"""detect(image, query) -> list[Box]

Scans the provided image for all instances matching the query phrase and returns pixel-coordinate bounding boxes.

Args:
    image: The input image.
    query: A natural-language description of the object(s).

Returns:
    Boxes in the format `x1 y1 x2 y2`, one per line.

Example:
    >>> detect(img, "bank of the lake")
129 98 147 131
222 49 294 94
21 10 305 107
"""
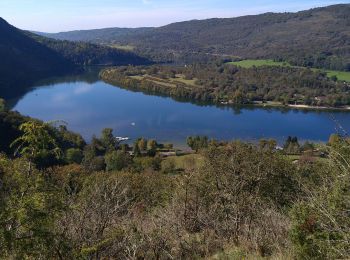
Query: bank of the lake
100 64 350 110
251 101 350 111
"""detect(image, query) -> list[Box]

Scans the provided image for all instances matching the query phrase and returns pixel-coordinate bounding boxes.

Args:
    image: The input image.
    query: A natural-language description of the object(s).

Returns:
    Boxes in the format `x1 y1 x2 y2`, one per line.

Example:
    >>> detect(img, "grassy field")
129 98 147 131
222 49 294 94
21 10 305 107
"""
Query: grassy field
129 75 144 80
130 74 200 88
107 44 135 51
162 154 204 171
286 154 329 163
325 70 350 82
228 59 350 82
228 59 293 68
169 74 199 86
130 75 177 87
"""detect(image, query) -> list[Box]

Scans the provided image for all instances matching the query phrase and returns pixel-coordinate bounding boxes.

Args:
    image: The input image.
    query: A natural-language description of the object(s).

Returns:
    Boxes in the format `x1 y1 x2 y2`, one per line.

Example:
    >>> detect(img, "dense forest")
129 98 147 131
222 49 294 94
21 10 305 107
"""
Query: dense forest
0 18 74 97
37 27 153 43
29 33 151 66
100 62 350 107
42 4 350 71
0 105 349 259
0 17 151 99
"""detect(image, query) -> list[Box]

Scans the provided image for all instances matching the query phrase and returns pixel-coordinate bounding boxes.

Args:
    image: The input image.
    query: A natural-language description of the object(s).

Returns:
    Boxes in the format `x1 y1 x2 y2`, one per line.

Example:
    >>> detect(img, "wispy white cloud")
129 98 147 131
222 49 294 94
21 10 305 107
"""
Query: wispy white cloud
74 84 93 95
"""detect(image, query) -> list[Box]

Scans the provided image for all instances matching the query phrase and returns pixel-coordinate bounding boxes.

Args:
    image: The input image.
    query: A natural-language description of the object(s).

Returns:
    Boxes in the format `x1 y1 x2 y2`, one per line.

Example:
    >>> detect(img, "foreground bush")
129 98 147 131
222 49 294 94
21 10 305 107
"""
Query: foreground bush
290 139 350 259
0 139 349 258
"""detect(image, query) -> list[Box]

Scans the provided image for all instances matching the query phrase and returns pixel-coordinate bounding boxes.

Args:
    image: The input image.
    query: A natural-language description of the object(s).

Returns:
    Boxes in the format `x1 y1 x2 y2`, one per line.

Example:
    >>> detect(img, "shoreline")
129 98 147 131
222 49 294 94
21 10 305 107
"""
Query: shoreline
288 104 350 111
100 71 350 113
251 102 350 112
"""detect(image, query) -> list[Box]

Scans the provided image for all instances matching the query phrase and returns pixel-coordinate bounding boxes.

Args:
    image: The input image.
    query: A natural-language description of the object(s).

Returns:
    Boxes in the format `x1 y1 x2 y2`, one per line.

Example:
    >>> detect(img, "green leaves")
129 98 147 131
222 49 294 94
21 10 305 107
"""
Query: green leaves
10 121 62 163
0 155 59 259
0 98 5 112
290 138 350 259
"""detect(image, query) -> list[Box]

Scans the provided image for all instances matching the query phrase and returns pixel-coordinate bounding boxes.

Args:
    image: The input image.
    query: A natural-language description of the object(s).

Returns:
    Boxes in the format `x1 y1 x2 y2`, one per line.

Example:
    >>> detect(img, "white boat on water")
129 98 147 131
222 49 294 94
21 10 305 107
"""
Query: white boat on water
115 137 130 142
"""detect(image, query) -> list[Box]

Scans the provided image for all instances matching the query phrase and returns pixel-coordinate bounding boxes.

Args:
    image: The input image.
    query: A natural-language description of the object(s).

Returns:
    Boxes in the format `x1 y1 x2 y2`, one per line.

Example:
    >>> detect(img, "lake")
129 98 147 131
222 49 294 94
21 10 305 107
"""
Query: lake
10 69 350 147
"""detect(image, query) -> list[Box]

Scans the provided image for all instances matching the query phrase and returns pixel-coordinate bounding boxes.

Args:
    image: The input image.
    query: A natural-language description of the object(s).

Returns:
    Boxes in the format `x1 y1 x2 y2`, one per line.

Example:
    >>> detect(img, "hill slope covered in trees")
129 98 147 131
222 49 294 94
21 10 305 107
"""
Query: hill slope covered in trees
36 27 153 43
0 18 151 99
40 4 350 70
29 32 151 66
0 18 74 96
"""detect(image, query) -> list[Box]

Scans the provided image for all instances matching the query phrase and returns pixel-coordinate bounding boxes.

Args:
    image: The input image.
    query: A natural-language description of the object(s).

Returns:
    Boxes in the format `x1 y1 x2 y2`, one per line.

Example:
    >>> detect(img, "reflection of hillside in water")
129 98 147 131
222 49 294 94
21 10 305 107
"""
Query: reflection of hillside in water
112 84 324 116
34 67 101 86
6 67 102 109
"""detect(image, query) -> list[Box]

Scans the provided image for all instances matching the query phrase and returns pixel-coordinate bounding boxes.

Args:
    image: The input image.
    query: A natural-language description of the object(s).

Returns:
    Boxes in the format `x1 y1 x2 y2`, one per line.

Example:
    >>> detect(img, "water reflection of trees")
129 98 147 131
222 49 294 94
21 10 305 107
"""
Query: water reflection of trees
6 67 102 109
111 84 347 117
34 67 101 87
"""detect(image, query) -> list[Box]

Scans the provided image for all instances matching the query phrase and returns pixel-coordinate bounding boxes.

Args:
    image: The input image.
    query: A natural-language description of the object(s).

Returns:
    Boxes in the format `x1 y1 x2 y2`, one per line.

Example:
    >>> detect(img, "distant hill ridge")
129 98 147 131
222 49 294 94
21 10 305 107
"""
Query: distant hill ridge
38 4 350 70
36 27 154 43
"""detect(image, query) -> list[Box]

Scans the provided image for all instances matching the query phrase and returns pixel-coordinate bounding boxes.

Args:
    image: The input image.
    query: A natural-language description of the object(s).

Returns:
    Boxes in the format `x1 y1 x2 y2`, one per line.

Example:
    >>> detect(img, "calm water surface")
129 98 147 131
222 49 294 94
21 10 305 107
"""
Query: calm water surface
10 71 350 146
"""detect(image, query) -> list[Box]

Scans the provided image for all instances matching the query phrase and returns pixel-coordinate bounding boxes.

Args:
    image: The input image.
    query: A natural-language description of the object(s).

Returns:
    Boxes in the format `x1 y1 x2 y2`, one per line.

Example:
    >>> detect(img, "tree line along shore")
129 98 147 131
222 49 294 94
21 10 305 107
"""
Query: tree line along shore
100 62 350 110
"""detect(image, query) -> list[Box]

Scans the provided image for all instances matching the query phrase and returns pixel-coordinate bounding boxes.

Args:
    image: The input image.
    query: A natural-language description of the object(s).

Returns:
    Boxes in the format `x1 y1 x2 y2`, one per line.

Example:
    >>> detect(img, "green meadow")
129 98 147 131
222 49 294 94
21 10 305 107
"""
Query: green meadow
325 70 350 82
228 59 293 68
229 59 350 82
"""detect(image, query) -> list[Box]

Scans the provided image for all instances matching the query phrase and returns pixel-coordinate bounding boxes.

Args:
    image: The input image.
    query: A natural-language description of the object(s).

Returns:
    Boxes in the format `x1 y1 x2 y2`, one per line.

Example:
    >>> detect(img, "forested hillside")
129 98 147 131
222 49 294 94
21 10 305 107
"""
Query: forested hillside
41 4 350 70
0 18 74 96
36 27 153 43
29 33 151 66
0 17 151 99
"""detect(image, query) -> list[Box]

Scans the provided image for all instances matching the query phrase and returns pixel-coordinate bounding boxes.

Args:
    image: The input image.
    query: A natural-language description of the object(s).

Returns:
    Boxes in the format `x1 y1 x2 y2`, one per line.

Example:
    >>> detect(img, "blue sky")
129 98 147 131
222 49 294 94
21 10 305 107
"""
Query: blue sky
0 0 346 32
